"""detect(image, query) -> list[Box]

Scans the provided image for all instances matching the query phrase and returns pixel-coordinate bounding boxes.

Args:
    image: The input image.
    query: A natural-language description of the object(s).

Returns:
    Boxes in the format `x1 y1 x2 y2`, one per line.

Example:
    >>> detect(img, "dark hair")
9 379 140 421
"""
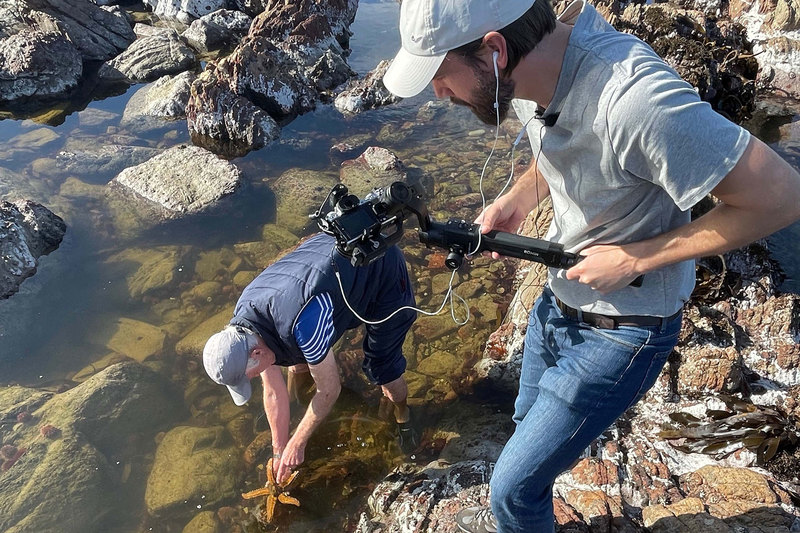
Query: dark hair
452 0 557 72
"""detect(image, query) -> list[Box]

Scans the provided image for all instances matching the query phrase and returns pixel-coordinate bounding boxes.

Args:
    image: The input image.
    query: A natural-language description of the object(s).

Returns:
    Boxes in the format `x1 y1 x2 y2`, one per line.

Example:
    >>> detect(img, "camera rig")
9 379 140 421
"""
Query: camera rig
311 181 642 287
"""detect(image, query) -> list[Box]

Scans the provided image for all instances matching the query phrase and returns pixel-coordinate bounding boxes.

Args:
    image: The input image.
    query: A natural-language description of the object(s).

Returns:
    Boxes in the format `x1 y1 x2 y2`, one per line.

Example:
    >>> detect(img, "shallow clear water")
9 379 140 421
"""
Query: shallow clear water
1 3 799 532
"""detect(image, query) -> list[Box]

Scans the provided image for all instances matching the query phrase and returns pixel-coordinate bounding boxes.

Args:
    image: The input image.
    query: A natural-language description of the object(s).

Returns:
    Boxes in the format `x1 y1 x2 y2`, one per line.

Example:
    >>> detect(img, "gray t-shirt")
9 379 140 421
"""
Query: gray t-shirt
512 0 750 317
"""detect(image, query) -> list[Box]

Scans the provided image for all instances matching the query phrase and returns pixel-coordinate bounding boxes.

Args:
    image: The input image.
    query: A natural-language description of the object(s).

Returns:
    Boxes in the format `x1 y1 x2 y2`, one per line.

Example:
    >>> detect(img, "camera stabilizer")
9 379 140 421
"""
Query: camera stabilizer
311 181 642 287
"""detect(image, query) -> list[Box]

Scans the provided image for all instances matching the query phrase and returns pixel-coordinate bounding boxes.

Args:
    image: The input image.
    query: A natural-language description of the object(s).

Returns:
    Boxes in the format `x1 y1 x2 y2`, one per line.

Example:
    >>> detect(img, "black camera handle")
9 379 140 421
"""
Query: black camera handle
418 218 644 287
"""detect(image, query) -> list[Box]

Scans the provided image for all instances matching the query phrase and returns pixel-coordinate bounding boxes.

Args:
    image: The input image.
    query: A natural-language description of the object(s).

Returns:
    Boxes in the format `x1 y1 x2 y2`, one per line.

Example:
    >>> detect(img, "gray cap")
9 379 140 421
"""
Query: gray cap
203 325 258 406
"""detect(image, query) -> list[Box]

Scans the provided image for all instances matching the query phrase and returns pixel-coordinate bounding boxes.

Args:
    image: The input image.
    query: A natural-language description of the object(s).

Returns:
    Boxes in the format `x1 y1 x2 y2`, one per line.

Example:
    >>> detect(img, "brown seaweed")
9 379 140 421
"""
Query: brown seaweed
659 395 799 465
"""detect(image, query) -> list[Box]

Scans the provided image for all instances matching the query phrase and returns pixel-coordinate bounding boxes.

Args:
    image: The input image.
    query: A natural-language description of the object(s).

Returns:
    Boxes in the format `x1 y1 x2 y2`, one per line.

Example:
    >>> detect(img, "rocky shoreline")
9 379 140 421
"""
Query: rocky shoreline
1 0 799 532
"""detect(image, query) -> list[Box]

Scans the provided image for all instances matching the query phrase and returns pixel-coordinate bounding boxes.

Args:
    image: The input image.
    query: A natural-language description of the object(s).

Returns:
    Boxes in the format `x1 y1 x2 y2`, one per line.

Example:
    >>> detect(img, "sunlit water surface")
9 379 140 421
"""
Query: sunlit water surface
0 3 799 532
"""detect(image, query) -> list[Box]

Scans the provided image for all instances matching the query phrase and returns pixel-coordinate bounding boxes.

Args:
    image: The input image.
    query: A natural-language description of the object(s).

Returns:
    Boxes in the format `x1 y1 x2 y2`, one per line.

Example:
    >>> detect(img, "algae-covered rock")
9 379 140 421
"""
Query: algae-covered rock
271 168 338 235
88 317 168 362
232 269 258 289
106 246 192 299
70 352 131 383
145 425 239 516
194 247 244 281
0 433 114 533
175 306 234 357
416 350 461 379
38 362 182 455
0 362 182 533
182 510 221 533
339 146 408 197
0 385 52 425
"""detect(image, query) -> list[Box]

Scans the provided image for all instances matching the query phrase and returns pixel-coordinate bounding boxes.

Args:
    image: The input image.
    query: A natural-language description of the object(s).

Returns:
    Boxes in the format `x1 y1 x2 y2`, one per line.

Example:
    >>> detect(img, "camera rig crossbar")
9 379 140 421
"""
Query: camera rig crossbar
311 181 642 287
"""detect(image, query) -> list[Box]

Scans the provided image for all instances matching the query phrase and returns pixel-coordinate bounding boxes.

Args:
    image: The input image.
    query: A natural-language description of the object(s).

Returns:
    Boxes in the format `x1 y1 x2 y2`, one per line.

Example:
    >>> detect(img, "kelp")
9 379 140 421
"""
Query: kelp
659 395 800 465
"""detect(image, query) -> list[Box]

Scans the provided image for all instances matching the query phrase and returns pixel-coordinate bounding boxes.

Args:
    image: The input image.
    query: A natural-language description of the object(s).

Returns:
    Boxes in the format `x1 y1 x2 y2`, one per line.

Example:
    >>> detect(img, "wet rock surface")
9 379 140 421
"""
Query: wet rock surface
181 9 252 53
98 29 198 83
0 199 66 299
120 71 198 131
334 59 399 115
107 144 242 226
0 0 134 106
186 0 358 156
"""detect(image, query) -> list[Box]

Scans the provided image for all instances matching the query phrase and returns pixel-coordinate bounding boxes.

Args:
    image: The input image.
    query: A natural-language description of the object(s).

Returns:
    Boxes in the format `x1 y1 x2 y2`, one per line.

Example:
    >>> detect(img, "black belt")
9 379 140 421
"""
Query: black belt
554 296 681 330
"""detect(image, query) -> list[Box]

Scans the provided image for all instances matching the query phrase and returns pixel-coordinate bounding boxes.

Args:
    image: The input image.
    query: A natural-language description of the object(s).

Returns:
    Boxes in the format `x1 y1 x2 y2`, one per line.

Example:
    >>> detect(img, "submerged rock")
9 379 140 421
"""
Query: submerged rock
0 362 182 533
339 146 409 196
270 167 338 235
145 425 239 516
33 143 160 184
0 200 66 299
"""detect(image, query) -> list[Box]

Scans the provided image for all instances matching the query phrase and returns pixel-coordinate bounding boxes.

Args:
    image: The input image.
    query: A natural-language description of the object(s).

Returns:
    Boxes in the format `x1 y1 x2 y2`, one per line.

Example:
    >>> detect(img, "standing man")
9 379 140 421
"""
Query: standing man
203 233 418 484
383 0 800 531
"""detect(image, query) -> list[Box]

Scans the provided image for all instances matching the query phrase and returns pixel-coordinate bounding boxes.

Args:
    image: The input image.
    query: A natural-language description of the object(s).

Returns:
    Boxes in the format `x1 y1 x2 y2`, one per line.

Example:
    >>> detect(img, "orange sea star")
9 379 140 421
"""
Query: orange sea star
241 457 300 523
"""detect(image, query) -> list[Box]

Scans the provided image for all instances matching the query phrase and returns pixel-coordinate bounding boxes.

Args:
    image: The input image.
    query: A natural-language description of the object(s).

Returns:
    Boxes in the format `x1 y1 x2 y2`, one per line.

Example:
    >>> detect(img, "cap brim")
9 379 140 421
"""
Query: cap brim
226 379 252 406
383 49 446 99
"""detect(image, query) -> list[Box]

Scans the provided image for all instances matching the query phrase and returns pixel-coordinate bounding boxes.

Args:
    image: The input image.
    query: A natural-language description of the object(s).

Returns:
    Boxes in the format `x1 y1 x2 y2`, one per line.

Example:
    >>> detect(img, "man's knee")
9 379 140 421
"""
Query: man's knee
380 376 408 403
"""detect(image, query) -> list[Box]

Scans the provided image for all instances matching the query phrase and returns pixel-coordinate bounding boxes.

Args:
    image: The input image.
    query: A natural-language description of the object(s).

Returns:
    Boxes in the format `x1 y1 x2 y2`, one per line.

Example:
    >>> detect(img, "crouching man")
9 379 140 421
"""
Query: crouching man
203 233 418 483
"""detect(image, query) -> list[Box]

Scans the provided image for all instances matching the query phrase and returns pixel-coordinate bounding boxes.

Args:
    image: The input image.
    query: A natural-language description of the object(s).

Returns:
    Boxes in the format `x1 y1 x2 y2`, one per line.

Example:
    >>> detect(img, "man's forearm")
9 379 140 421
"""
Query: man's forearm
262 367 290 453
630 138 800 275
630 202 800 275
288 385 339 448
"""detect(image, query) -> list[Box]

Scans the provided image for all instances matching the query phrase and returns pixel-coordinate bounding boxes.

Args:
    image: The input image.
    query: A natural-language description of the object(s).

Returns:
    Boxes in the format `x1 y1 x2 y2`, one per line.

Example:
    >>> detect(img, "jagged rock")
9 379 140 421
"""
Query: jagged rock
186 0 357 156
334 60 399 115
0 29 82 104
0 0 134 106
0 0 134 60
230 0 267 17
0 200 66 299
187 66 281 158
107 144 242 222
181 9 251 53
143 0 227 24
98 30 197 83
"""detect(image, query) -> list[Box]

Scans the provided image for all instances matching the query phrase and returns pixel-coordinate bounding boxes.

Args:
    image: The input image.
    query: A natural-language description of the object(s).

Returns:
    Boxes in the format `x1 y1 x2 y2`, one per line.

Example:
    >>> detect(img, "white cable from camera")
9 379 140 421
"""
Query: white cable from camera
334 267 469 326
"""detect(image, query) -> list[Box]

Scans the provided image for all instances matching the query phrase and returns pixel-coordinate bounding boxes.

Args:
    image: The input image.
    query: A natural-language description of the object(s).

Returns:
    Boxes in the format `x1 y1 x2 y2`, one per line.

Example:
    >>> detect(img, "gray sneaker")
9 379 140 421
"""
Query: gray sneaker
455 506 498 533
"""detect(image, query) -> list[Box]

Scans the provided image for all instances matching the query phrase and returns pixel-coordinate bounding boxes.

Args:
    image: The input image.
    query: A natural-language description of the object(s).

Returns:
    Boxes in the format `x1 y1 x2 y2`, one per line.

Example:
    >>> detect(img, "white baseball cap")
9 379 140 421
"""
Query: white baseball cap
203 325 259 406
383 0 536 98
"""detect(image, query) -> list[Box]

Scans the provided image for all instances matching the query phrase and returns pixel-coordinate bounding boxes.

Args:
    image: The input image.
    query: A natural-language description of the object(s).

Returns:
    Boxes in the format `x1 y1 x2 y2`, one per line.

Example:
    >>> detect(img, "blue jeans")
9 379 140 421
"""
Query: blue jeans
490 287 681 532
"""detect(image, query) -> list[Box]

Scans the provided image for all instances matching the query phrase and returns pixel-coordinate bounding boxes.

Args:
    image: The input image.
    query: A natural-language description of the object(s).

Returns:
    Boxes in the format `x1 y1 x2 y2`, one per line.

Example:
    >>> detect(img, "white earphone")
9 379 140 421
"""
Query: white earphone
492 50 499 79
